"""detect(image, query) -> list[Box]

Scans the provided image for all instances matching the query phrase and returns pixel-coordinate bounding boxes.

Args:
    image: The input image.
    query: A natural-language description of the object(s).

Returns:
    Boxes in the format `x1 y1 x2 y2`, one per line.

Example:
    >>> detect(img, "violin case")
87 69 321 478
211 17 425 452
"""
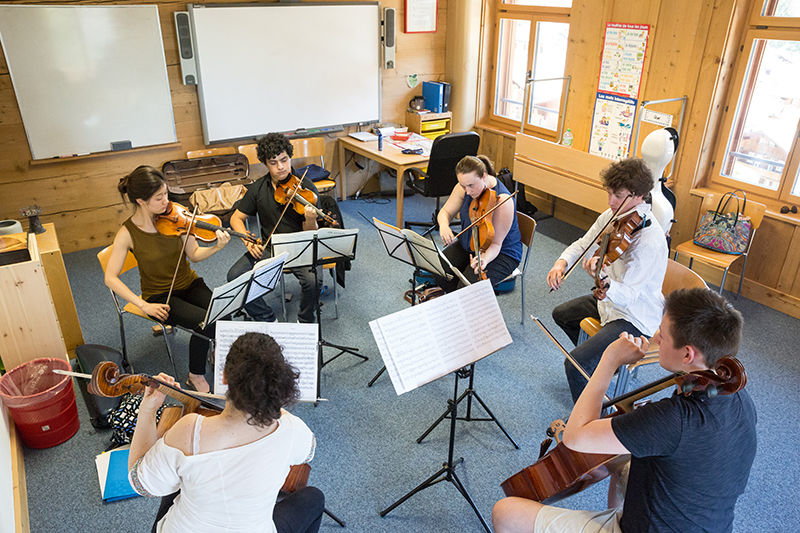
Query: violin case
73 344 127 429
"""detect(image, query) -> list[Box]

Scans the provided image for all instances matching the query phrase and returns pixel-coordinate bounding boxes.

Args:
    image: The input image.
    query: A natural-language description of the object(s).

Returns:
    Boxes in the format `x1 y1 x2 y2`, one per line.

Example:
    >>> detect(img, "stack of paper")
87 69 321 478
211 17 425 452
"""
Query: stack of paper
95 446 139 502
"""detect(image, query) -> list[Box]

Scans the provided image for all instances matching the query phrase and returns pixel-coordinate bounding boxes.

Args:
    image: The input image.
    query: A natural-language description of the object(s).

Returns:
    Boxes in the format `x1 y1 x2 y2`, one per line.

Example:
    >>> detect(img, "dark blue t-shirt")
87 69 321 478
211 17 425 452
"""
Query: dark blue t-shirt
457 179 522 262
611 388 757 533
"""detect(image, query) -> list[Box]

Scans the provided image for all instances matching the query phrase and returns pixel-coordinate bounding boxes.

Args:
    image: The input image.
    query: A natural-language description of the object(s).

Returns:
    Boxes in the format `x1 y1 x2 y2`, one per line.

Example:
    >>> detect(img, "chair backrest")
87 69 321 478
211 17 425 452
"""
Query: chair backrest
186 146 236 159
697 192 767 229
290 137 326 168
237 144 260 165
516 211 537 273
97 245 138 276
420 131 481 197
661 258 707 295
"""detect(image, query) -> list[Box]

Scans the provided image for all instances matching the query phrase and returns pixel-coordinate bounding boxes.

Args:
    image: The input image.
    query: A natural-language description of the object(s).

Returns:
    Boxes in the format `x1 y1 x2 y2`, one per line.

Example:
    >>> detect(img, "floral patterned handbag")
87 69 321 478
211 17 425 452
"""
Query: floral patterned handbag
693 190 753 255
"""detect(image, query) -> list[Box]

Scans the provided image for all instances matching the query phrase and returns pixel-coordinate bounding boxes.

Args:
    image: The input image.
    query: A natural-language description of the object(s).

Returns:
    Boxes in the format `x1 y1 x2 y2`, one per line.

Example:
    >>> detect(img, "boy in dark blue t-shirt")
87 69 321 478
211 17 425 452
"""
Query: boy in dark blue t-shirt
493 288 757 533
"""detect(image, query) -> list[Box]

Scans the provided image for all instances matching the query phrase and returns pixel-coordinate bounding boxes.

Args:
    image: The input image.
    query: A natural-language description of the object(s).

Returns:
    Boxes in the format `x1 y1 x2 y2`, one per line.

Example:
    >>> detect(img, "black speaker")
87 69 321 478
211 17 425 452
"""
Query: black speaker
383 8 396 69
174 12 198 85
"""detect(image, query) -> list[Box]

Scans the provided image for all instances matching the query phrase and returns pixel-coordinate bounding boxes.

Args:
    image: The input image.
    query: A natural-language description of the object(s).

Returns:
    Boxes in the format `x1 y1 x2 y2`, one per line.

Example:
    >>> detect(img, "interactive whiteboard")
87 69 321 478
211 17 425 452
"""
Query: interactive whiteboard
0 5 176 160
189 3 381 143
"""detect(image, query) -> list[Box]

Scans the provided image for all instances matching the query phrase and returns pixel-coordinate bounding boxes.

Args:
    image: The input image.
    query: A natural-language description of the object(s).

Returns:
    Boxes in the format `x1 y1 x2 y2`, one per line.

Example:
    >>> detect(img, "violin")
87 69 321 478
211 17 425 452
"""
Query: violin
500 356 747 504
87 361 311 493
468 188 497 280
156 201 260 244
590 209 644 295
273 175 339 228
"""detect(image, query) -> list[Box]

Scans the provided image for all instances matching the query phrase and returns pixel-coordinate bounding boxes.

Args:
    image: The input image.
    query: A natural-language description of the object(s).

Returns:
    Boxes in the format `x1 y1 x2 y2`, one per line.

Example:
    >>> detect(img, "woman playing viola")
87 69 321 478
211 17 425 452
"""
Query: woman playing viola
128 332 324 533
436 155 523 291
104 166 230 393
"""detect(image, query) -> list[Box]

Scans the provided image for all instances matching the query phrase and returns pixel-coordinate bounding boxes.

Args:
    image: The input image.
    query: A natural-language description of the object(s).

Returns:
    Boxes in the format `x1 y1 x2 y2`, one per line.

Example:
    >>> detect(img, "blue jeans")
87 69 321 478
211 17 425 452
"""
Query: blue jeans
552 295 643 402
227 252 321 323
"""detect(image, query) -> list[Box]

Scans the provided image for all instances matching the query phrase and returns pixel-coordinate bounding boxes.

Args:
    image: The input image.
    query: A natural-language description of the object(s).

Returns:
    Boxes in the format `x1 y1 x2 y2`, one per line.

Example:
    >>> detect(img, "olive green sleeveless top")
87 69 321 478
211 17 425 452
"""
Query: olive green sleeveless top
124 218 197 300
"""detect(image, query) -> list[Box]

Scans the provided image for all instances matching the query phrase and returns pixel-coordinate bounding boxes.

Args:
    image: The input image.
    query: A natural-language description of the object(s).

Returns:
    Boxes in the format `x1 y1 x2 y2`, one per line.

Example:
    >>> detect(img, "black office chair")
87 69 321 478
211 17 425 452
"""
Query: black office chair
404 131 481 234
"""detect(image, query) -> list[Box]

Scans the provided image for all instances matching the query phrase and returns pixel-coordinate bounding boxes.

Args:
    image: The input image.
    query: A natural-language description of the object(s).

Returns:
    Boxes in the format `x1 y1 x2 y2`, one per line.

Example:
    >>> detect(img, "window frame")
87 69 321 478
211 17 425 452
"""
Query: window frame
711 7 800 204
488 1 571 141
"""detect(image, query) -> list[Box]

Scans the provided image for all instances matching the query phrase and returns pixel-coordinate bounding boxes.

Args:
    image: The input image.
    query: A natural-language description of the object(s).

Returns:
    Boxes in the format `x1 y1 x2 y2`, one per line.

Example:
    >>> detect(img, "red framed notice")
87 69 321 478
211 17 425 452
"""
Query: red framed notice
405 0 438 34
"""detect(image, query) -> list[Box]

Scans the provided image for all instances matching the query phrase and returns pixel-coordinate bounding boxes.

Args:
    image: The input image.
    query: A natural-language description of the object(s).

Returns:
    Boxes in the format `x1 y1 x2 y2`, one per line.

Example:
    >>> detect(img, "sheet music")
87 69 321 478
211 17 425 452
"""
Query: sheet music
369 280 512 395
204 274 250 326
318 227 358 258
214 321 318 402
272 228 358 269
372 217 412 263
248 252 287 302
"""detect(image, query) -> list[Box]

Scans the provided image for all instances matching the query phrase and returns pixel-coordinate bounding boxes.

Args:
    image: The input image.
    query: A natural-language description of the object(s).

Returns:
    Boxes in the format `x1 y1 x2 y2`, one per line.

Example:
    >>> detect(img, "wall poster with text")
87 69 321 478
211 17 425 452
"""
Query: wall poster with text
589 93 637 161
597 23 649 98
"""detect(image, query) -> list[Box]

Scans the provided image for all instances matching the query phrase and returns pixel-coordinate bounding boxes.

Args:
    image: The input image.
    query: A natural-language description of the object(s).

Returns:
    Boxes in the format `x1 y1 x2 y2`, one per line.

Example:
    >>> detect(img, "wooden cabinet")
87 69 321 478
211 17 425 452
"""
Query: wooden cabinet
406 110 452 140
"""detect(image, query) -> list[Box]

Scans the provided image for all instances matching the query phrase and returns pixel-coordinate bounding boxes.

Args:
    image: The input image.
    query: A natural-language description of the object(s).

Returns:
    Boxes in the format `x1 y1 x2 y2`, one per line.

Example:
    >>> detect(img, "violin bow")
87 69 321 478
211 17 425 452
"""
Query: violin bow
554 194 633 291
165 204 199 307
452 190 518 241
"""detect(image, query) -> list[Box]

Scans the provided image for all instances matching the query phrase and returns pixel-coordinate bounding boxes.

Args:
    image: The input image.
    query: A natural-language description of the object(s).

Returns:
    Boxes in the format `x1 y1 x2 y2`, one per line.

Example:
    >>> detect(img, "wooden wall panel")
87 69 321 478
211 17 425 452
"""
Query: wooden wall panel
0 0 448 251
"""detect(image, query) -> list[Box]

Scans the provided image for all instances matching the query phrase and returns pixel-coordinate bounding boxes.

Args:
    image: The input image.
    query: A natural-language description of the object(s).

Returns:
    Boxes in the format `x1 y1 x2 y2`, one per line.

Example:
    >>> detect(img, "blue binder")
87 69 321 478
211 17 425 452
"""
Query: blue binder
423 81 451 113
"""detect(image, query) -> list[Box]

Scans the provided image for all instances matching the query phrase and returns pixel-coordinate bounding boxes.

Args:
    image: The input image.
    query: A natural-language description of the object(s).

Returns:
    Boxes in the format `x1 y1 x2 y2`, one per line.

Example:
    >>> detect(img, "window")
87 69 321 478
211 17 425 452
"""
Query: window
490 2 570 138
713 1 800 202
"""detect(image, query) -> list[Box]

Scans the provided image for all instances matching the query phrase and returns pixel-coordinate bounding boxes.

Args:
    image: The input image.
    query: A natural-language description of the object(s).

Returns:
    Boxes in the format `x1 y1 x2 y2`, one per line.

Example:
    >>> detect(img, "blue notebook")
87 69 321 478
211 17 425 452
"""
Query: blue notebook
95 447 140 502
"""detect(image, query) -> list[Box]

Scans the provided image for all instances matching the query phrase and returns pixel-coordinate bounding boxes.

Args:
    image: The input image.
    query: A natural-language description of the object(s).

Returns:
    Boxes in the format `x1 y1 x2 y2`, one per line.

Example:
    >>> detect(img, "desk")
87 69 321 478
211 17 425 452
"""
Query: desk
338 137 429 227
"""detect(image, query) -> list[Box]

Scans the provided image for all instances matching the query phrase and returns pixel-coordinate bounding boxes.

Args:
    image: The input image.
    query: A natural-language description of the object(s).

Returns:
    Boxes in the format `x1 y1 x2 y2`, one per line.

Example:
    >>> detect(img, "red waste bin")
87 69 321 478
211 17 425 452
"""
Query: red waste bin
0 358 80 448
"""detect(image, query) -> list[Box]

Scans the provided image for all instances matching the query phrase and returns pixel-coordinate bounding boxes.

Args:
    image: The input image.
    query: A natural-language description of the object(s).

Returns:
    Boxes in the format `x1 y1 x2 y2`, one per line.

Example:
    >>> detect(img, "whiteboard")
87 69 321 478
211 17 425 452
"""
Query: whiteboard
0 5 176 160
189 3 381 144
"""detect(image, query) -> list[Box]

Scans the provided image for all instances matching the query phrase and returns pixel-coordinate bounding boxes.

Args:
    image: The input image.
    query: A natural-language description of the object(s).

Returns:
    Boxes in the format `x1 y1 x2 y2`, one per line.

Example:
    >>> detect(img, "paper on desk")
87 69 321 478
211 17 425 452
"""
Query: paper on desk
214 320 318 402
387 133 433 156
369 280 511 395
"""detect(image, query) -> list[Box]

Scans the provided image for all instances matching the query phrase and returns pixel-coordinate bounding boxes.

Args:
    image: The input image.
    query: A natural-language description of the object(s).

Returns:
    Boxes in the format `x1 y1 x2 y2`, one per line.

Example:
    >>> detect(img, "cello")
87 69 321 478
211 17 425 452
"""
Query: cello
500 356 747 504
86 361 311 493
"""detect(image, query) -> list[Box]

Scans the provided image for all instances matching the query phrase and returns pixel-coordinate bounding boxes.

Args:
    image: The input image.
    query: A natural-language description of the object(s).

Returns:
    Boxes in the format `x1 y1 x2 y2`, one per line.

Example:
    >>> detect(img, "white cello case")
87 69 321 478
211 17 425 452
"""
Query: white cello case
640 128 679 236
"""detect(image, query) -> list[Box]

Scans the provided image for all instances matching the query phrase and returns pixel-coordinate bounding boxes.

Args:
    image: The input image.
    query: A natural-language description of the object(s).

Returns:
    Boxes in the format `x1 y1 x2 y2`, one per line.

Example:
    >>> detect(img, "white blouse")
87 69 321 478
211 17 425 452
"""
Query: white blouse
129 410 315 533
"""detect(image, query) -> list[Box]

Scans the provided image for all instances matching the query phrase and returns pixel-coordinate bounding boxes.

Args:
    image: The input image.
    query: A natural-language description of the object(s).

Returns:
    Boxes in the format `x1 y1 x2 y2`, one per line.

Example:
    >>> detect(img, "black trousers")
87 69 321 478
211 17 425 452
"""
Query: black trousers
152 486 325 533
146 277 215 375
436 241 519 293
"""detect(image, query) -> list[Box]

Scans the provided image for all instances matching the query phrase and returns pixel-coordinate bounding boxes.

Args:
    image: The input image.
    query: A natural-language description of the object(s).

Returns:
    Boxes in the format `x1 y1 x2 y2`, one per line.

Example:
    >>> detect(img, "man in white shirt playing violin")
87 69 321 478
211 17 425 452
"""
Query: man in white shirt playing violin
493 288 757 533
546 158 668 402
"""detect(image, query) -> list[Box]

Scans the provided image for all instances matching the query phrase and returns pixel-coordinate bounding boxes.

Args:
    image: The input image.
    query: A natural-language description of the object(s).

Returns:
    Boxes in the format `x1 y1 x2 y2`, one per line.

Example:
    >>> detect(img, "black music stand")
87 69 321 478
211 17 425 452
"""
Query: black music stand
365 216 467 386
273 229 367 399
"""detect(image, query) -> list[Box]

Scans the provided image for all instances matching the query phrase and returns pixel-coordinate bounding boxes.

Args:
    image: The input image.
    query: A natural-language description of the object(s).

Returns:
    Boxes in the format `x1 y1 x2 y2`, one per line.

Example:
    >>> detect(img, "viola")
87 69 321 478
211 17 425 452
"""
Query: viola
87 361 310 493
590 209 644 295
155 201 260 244
273 175 339 228
500 356 747 504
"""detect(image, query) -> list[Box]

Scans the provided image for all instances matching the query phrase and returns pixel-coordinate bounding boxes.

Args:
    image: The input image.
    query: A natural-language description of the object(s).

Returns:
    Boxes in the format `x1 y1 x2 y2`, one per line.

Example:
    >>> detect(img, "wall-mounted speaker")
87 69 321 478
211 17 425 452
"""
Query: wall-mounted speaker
382 7 396 69
174 12 197 85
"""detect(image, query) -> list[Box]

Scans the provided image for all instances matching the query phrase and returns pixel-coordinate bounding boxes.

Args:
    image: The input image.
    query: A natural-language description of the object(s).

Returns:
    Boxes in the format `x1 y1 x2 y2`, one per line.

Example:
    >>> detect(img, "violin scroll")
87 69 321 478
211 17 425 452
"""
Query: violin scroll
88 361 148 397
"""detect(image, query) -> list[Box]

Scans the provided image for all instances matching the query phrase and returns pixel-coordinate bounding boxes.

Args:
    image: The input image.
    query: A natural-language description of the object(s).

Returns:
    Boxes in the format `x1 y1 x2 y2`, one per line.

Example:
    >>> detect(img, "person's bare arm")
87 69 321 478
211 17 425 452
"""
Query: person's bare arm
437 184 466 245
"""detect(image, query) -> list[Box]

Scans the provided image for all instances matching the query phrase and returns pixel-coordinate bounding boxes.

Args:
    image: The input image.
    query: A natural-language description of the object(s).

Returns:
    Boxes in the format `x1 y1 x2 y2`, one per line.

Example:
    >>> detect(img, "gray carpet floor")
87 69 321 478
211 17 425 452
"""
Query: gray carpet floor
21 194 800 532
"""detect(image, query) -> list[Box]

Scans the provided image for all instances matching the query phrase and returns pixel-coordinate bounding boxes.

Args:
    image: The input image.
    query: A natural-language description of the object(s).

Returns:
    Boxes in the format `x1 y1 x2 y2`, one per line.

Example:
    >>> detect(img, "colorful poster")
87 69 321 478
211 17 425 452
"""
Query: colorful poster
597 23 649 99
589 93 637 160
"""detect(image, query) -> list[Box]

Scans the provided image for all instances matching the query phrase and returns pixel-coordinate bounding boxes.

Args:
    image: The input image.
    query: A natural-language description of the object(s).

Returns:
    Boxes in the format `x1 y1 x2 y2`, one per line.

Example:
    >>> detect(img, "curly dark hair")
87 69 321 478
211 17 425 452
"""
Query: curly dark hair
224 332 300 427
600 158 653 198
664 288 743 367
256 132 294 164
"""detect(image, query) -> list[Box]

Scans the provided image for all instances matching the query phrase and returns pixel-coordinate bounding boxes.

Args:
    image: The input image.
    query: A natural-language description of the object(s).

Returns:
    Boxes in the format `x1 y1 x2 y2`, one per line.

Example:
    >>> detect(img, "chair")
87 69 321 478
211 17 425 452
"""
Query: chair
96 246 177 376
673 191 766 298
290 137 336 194
578 258 708 396
186 146 236 159
404 131 481 233
498 212 537 324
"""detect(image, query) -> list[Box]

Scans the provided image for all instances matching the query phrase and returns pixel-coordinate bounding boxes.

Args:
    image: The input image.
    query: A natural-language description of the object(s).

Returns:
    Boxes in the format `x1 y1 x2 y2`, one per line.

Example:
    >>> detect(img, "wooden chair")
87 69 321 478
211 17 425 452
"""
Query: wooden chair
498 212 537 324
186 146 236 159
290 137 336 194
673 191 767 298
96 246 177 375
578 258 708 396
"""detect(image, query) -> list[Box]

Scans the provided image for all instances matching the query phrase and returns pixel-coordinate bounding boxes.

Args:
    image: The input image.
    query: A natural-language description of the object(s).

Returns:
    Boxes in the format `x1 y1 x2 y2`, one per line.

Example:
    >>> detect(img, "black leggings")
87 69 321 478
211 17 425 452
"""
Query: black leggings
436 242 520 292
152 486 325 533
147 277 215 375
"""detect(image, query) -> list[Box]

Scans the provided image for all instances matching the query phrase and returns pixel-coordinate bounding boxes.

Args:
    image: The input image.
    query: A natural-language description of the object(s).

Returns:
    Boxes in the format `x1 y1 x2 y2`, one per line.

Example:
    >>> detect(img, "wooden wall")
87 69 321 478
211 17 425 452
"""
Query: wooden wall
0 0 448 253
476 0 800 319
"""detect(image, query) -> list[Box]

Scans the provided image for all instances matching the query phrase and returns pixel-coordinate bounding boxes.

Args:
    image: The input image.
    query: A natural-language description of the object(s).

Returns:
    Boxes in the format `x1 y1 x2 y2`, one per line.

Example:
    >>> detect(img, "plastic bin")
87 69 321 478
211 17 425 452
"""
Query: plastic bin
0 358 80 448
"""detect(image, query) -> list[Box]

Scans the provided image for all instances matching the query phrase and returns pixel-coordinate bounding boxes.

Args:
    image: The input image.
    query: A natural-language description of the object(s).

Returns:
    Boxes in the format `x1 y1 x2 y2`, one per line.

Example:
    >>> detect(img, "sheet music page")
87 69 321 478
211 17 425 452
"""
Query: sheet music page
272 230 317 269
206 272 250 324
318 228 358 258
373 217 412 263
401 227 450 278
248 252 288 302
369 280 512 395
214 321 318 402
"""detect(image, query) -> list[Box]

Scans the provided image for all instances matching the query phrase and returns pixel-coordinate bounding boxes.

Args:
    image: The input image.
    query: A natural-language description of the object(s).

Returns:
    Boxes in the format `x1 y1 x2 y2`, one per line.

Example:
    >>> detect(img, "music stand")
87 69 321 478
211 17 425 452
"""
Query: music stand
370 280 511 532
365 216 468 386
273 229 367 398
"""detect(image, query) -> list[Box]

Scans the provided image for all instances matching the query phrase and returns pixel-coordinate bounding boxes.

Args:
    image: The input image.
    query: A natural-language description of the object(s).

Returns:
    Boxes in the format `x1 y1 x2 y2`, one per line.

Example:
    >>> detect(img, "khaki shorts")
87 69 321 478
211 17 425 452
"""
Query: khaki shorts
534 506 622 533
